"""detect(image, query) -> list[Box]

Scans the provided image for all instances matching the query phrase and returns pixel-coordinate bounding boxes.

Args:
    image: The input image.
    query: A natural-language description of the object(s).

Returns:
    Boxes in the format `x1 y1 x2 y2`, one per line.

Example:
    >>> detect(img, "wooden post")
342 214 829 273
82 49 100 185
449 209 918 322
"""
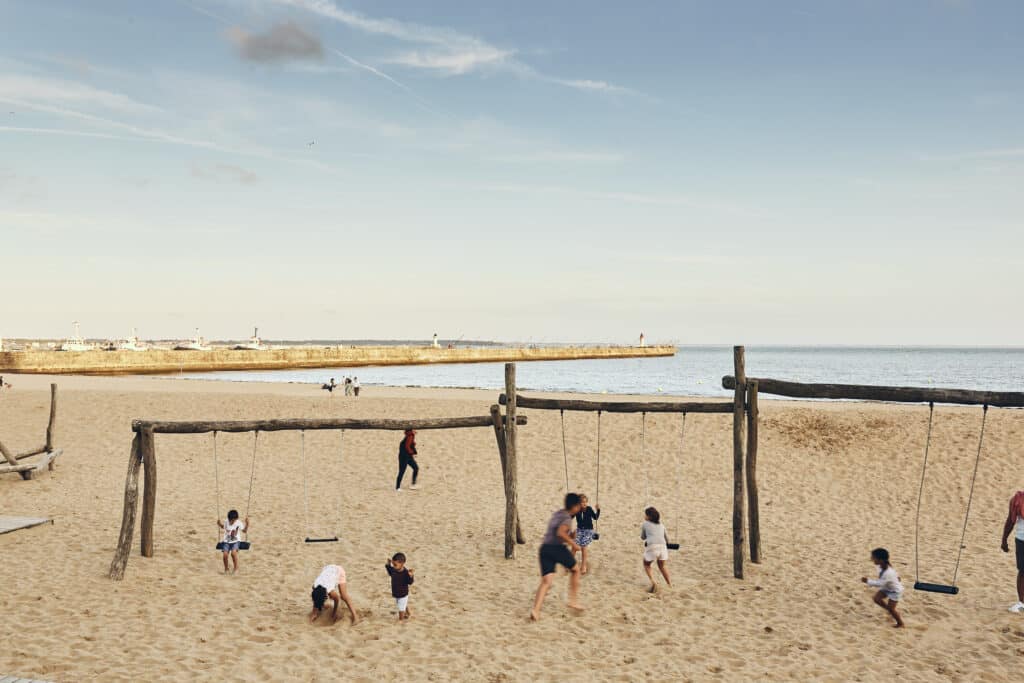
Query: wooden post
45 384 57 462
732 346 746 579
140 427 157 558
503 363 519 559
746 379 761 564
109 434 144 580
0 438 18 467
490 405 524 544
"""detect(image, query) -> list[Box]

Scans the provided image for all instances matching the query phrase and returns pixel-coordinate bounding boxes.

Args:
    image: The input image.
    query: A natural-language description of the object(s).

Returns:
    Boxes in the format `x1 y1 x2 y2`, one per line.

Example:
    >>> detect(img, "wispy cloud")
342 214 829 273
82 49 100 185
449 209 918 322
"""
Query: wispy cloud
227 21 324 62
191 162 260 184
0 125 139 142
271 0 633 93
921 147 1024 162
0 74 161 115
487 150 624 164
326 47 447 118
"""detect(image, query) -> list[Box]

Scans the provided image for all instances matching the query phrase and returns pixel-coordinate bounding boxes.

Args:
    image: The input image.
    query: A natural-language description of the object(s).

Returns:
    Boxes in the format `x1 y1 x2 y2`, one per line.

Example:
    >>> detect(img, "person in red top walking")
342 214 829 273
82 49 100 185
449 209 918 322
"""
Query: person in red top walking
396 429 419 491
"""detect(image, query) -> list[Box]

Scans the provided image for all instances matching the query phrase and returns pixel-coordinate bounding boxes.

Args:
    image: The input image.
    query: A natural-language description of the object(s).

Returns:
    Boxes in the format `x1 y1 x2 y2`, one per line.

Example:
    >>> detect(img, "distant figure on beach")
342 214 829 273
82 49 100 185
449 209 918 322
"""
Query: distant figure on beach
217 509 249 574
321 378 337 393
386 552 415 621
641 507 671 592
396 429 419 491
573 494 600 575
353 377 360 397
639 332 646 347
1001 490 1024 613
861 547 904 627
530 493 584 621
432 333 439 348
310 563 360 625
344 377 352 396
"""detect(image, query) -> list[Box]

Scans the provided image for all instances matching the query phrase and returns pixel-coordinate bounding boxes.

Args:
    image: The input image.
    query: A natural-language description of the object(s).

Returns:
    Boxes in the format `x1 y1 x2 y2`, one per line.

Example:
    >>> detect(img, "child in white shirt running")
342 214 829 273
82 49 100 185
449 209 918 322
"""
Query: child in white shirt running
862 547 904 628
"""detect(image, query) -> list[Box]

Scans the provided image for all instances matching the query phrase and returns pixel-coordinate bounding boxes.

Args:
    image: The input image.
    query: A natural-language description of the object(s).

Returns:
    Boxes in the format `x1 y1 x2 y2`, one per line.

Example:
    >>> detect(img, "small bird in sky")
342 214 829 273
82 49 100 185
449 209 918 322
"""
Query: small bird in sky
307 140 315 146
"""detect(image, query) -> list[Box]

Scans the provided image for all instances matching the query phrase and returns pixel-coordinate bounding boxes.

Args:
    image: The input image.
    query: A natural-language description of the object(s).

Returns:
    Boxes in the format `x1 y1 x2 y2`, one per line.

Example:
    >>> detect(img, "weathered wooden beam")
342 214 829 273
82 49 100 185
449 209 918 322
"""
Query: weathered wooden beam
45 383 57 455
14 445 47 461
109 434 143 580
722 376 1024 408
746 380 761 564
132 414 527 434
140 428 157 558
490 405 524 544
499 394 734 414
0 438 17 467
503 364 519 559
732 346 746 580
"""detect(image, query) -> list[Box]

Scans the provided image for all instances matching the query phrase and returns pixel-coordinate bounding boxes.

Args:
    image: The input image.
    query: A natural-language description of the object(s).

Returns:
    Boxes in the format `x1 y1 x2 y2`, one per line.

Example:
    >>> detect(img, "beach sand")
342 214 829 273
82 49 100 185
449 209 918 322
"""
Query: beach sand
1 374 1022 682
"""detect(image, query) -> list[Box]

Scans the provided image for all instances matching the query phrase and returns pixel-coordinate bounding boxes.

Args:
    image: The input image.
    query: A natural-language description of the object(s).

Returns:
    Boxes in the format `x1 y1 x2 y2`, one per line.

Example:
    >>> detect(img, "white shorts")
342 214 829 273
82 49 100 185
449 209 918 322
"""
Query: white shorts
883 590 902 603
643 545 669 563
395 596 409 612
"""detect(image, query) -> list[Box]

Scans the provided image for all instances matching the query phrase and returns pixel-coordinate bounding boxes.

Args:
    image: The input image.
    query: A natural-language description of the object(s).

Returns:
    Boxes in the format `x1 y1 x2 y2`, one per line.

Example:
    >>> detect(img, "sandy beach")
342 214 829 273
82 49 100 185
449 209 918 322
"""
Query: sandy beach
2 374 1022 682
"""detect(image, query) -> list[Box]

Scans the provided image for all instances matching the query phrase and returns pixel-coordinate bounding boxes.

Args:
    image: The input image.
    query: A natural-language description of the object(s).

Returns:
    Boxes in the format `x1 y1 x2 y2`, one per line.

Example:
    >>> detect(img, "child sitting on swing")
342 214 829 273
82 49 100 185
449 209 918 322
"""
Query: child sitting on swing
216 509 249 574
862 547 904 628
574 494 600 575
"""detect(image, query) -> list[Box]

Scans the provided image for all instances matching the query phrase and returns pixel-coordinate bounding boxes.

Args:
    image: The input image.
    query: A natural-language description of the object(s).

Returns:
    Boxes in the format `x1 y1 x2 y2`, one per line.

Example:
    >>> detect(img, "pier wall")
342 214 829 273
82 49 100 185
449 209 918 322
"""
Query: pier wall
0 345 676 375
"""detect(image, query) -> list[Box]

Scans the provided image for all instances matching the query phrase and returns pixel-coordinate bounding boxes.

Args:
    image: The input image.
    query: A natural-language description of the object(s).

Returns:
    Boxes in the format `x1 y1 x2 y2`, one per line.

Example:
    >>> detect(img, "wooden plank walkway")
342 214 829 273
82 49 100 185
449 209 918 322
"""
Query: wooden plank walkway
0 676 56 683
0 516 52 535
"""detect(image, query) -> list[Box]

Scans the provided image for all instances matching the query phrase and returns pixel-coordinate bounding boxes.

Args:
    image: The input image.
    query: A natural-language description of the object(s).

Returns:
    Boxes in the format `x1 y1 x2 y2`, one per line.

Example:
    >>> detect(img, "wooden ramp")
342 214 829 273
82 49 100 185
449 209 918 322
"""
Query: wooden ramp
0 517 52 535
0 676 56 683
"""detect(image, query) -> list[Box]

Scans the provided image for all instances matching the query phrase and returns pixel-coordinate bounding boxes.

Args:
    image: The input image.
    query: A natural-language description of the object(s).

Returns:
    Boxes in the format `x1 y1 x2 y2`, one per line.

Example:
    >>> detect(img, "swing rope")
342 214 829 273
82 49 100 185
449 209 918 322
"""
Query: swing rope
560 409 570 492
641 412 648 505
676 412 687 540
595 411 602 507
213 431 221 542
335 430 344 539
301 430 310 540
913 403 935 584
245 431 258 519
951 404 988 587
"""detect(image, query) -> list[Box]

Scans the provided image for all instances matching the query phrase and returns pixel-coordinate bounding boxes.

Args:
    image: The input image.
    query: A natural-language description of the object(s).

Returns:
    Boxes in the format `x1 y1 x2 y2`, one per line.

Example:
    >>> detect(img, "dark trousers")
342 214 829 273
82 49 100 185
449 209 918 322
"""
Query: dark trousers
396 454 419 489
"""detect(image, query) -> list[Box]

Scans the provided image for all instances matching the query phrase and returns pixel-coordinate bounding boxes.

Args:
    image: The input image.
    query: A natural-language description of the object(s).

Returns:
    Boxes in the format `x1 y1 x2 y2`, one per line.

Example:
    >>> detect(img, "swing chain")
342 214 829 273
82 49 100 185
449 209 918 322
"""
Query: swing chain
913 403 935 584
951 404 988 587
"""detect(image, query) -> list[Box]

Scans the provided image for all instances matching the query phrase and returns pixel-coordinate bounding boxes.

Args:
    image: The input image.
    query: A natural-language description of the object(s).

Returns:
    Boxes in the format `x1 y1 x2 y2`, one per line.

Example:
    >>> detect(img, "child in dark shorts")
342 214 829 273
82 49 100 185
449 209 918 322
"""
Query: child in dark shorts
530 493 584 621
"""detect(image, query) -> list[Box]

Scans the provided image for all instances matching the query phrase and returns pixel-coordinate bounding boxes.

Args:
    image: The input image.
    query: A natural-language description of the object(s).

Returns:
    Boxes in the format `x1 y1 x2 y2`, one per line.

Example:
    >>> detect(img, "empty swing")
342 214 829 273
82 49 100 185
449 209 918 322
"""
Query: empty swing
301 429 342 544
213 430 258 551
913 403 989 595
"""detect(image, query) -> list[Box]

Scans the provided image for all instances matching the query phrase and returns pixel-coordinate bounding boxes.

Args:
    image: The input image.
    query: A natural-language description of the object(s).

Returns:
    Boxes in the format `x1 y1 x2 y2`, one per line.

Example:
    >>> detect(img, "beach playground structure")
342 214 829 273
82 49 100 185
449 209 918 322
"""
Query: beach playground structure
0 383 62 480
107 408 528 580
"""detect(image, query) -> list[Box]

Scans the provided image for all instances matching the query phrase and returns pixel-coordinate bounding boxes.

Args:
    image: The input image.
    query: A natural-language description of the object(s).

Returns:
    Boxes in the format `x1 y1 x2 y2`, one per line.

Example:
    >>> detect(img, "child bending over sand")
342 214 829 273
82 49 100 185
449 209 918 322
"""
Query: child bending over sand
862 547 904 628
310 564 360 625
386 552 415 621
641 507 671 592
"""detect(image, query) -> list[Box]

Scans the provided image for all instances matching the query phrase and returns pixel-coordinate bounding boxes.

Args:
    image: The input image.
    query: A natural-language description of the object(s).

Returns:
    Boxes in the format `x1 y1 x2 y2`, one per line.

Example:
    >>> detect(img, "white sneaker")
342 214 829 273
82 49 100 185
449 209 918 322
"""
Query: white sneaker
395 488 403 493
410 484 418 491
1009 602 1024 613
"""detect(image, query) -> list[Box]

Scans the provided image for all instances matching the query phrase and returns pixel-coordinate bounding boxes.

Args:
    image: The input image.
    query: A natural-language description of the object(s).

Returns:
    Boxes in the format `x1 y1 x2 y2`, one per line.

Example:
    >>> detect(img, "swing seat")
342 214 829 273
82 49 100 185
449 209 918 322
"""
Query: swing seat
667 543 680 551
216 541 251 551
913 581 958 595
305 537 339 543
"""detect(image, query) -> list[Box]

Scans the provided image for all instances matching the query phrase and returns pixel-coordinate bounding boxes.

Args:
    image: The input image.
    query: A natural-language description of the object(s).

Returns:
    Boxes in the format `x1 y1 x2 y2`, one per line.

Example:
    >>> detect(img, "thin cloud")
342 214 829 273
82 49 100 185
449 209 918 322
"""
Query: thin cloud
191 162 260 184
488 150 624 164
0 125 140 142
0 73 161 115
272 0 634 94
227 22 324 62
327 47 447 118
922 147 1024 162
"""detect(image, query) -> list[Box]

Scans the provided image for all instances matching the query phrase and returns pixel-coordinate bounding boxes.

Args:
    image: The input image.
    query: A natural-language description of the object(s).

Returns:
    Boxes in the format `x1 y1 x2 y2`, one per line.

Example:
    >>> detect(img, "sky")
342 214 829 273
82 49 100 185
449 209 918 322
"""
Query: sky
1 0 1022 345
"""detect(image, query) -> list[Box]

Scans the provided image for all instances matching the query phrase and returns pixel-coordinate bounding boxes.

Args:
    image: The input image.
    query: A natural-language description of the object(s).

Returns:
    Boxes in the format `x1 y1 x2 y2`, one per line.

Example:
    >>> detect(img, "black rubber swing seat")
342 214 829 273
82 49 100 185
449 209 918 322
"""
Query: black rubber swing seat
667 543 680 551
216 541 251 551
305 537 339 543
913 581 959 595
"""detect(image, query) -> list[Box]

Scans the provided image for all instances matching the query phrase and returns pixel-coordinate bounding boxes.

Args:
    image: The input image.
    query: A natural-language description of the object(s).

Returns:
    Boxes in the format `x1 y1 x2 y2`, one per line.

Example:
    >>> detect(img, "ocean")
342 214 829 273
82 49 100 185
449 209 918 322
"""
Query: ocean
177 346 1024 398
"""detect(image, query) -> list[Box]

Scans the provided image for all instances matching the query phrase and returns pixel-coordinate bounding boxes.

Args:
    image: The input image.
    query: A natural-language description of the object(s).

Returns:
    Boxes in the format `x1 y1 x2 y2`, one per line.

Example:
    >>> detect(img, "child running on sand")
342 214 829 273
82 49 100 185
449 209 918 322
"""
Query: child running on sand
386 553 415 621
641 507 671 592
310 563 360 625
530 493 585 621
216 509 249 574
574 494 600 575
862 547 904 628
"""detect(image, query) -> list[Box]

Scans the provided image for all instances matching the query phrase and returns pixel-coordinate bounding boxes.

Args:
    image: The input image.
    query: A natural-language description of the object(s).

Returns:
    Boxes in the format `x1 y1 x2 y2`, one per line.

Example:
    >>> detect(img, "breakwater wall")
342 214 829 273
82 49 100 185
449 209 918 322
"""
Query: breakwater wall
0 345 676 375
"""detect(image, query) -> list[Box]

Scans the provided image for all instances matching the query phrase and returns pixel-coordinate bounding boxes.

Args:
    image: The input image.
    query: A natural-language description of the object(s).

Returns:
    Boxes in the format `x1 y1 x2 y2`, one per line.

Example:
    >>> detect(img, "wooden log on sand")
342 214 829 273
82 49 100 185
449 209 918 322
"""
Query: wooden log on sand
132 415 527 434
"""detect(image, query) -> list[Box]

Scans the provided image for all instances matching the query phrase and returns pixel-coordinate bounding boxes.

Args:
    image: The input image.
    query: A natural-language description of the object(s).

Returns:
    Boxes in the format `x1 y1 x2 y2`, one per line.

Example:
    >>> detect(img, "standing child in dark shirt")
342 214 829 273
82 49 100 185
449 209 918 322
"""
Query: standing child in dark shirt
386 552 415 621
574 494 600 575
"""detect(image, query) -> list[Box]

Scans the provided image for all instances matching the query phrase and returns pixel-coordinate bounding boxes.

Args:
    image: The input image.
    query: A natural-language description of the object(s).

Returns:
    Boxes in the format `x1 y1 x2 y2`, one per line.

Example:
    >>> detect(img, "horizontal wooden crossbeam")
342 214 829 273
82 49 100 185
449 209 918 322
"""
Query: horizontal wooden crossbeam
722 376 1024 407
499 393 734 414
132 414 527 434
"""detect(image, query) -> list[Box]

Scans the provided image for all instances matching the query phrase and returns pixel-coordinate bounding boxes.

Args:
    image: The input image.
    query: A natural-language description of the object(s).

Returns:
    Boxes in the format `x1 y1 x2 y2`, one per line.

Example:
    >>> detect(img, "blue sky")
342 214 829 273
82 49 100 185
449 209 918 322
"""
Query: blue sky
1 0 1022 344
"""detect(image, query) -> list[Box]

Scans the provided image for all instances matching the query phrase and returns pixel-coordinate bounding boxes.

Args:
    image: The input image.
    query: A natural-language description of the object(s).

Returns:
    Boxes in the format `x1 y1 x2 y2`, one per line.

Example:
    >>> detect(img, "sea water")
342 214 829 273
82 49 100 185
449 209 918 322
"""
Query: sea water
176 346 1024 398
